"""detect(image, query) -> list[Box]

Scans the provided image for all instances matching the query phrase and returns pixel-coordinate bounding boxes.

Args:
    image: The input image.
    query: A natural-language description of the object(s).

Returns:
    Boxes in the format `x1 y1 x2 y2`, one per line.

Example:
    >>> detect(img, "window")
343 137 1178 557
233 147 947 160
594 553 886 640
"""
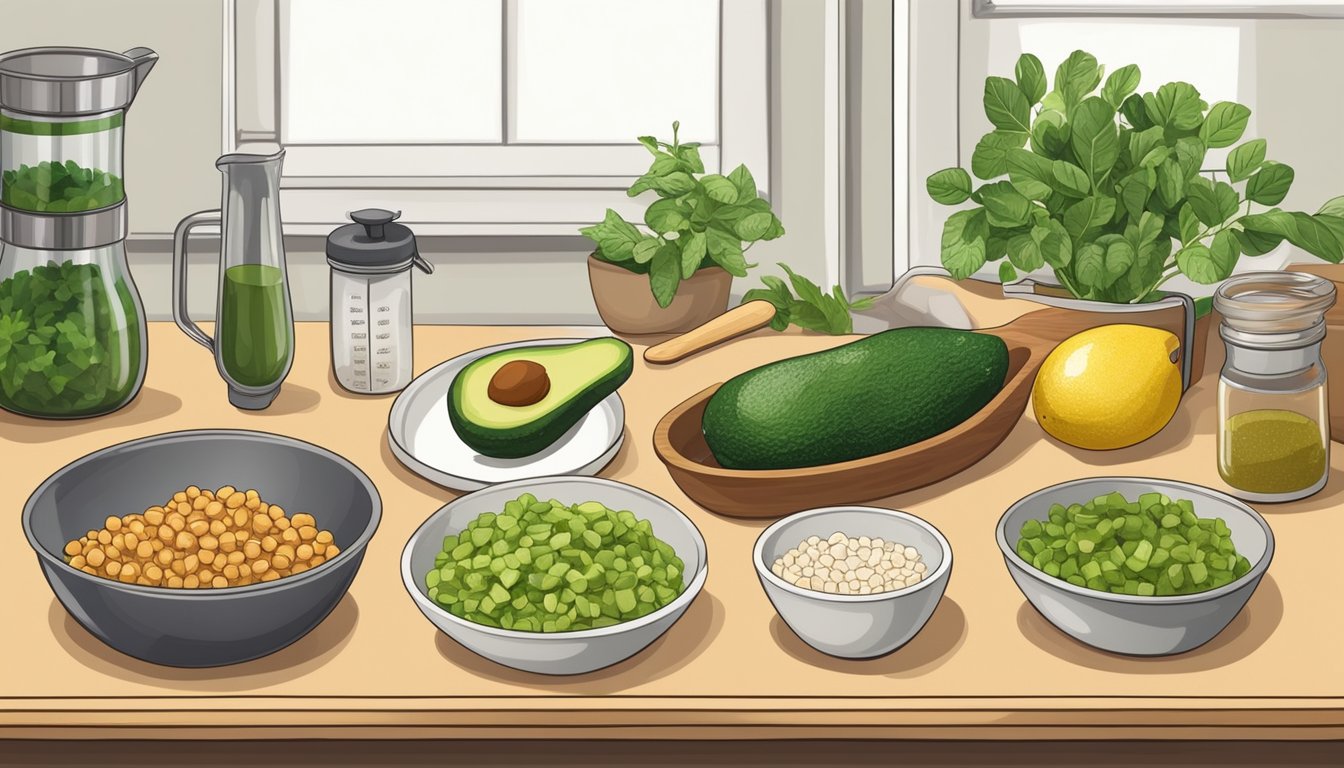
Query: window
227 0 769 235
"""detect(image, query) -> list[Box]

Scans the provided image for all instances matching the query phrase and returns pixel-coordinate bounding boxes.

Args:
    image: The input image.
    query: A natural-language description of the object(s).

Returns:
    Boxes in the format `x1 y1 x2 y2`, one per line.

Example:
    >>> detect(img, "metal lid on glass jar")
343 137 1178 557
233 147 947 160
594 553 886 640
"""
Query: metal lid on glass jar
326 209 433 276
0 46 157 116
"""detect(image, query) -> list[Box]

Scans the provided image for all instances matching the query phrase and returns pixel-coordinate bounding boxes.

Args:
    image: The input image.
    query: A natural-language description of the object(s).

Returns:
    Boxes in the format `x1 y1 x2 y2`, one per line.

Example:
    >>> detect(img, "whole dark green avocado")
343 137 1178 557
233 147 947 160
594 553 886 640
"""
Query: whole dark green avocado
701 327 1009 470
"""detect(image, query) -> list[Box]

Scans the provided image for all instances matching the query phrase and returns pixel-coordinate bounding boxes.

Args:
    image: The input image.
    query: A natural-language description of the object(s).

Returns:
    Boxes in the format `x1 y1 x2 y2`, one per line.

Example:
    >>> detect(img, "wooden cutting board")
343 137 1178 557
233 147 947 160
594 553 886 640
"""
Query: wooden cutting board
653 295 1192 519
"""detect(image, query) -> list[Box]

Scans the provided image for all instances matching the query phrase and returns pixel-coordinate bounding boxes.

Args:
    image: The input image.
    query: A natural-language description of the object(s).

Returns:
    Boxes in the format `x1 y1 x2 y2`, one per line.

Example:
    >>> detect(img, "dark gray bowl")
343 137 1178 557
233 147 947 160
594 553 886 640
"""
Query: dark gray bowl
22 429 381 668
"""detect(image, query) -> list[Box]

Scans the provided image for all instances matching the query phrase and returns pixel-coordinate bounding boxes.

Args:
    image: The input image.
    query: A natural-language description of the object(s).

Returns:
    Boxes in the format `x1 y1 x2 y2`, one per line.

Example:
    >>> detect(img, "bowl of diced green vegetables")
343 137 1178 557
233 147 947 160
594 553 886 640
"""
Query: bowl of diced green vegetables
996 477 1273 656
400 475 707 675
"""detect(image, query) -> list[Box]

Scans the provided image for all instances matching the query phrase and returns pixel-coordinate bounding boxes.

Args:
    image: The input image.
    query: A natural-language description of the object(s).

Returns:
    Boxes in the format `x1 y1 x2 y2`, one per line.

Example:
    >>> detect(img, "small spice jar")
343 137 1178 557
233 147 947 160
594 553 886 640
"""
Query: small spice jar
1214 272 1336 502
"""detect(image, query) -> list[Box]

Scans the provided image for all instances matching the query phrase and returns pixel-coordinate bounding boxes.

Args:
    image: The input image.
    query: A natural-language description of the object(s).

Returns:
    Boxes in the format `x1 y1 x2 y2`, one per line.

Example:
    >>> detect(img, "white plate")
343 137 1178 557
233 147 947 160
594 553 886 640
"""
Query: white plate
387 338 625 491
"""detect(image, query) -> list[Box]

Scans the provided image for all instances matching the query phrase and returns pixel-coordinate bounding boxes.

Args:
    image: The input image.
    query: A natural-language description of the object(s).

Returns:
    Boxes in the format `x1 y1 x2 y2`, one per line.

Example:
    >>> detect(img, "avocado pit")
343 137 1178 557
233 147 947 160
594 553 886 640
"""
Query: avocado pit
488 359 550 406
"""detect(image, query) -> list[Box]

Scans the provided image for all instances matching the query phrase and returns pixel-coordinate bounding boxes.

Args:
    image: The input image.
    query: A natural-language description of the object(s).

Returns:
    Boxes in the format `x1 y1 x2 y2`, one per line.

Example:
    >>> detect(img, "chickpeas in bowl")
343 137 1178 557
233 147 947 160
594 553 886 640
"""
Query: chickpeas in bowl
63 484 341 590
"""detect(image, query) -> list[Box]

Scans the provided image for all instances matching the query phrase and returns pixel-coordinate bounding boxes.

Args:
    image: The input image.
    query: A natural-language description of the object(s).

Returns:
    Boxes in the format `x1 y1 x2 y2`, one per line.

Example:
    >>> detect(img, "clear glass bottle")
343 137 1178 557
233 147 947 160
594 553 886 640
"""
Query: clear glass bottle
1215 272 1336 502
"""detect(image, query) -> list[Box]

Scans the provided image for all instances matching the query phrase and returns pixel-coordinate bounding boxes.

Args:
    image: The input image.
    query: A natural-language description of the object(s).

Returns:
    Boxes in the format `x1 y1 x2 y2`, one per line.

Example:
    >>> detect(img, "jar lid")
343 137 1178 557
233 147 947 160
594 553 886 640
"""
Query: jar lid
1214 271 1336 336
325 208 433 275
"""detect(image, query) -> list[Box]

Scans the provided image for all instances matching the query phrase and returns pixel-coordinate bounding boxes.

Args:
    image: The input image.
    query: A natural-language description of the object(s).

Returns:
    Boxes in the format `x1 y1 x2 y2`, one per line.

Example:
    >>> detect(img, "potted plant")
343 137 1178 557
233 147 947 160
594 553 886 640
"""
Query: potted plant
581 122 784 335
928 49 1344 380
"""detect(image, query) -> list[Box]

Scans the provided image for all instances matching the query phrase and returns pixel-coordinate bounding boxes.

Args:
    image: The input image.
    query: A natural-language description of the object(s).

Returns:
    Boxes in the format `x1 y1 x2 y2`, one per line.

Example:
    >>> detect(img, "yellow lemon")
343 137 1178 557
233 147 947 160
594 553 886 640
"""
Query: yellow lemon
1032 324 1183 450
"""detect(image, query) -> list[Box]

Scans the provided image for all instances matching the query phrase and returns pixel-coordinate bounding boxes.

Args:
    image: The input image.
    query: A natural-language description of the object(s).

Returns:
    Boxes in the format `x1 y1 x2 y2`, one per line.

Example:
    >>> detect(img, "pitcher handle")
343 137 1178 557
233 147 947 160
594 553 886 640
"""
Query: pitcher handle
173 210 221 352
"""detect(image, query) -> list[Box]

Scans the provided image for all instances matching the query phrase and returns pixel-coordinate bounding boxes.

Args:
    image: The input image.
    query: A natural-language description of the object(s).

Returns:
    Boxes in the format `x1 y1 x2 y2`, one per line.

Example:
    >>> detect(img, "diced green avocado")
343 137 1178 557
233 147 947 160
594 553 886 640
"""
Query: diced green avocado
448 338 633 458
701 328 1009 469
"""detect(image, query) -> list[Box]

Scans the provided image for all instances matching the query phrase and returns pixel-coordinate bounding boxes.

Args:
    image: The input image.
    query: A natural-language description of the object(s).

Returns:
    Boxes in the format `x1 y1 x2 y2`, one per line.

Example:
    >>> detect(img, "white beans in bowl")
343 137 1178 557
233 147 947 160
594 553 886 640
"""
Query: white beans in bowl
770 531 927 595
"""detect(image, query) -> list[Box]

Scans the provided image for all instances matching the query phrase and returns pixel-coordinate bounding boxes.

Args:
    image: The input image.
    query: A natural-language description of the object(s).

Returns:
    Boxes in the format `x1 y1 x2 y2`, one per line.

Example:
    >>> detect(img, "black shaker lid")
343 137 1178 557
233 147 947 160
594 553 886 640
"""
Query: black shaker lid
325 208 432 275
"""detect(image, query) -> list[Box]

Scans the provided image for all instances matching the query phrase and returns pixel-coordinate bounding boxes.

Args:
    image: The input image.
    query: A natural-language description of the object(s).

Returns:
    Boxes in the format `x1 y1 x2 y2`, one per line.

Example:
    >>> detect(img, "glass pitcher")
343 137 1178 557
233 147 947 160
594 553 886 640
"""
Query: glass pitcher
0 46 156 418
172 146 294 410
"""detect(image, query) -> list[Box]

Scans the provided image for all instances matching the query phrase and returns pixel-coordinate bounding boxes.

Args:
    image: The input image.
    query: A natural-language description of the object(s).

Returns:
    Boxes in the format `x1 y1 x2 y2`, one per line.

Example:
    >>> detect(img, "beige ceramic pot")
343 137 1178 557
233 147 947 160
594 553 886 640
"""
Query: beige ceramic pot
587 254 733 335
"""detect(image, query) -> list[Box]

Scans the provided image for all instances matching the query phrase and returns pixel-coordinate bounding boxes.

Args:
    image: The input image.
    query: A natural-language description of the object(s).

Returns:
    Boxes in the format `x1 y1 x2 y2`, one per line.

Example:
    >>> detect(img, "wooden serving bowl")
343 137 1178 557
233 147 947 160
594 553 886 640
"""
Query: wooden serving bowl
652 303 1190 519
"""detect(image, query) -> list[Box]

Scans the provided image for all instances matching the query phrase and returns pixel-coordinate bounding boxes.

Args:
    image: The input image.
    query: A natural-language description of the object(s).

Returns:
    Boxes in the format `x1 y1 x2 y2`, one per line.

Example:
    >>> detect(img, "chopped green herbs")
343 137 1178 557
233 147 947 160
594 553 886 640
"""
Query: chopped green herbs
0 261 142 417
425 493 688 632
2 160 124 212
1015 491 1253 597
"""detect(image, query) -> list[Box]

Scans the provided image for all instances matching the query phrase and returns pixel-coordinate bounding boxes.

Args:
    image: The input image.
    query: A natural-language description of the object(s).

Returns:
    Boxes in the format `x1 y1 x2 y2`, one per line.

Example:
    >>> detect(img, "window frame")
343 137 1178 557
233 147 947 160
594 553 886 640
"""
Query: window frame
225 0 770 236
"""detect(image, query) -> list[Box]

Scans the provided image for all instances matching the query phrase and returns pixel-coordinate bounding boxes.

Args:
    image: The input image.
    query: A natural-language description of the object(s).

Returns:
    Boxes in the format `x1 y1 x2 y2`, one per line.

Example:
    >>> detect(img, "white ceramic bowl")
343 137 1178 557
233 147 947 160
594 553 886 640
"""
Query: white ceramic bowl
996 477 1274 656
401 476 707 675
754 506 952 659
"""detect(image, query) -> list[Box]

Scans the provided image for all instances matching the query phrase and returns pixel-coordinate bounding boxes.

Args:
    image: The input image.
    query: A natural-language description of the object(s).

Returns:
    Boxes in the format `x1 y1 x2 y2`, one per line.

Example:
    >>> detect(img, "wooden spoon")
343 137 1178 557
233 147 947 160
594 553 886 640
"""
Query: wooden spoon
644 300 778 364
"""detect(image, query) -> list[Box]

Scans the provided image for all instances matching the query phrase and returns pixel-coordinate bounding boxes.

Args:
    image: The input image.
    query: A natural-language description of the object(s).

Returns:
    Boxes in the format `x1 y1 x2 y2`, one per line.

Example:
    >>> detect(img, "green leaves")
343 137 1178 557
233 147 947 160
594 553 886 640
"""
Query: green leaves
1051 160 1091 198
1069 97 1120 186
1063 195 1115 243
581 209 644 261
1241 210 1343 263
1143 82 1206 131
1226 138 1266 182
1185 177 1240 228
679 231 707 278
1006 150 1054 200
984 77 1032 136
1245 161 1295 206
1199 102 1251 148
1054 50 1103 115
979 181 1034 227
743 265 874 335
1175 230 1239 284
727 164 758 200
940 208 990 279
1101 64 1141 109
700 174 739 204
927 167 975 204
645 198 689 234
1015 53 1047 105
648 244 682 307
972 131 1025 179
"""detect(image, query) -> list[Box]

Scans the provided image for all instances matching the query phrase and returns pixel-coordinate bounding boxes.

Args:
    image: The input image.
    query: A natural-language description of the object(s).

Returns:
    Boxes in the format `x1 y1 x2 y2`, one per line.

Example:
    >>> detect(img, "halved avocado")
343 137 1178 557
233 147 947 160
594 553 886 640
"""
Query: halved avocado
448 338 633 458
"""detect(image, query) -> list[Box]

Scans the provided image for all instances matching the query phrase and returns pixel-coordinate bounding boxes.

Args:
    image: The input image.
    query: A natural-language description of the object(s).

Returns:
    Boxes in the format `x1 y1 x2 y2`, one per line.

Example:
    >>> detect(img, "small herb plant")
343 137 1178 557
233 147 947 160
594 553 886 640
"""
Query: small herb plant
744 264 874 335
581 122 784 308
928 50 1344 304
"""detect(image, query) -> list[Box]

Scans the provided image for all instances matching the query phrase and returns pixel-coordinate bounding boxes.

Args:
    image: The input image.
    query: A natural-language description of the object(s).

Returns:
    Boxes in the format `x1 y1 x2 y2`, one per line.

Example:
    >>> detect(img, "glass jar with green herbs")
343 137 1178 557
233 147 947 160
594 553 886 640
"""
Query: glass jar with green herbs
1214 272 1335 502
0 110 126 213
0 244 146 417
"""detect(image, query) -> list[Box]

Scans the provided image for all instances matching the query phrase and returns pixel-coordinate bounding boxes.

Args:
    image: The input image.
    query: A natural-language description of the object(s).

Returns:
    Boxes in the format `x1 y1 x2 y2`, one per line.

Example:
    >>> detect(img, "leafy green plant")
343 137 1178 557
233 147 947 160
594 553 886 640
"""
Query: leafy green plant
927 50 1344 304
744 264 874 334
580 122 784 308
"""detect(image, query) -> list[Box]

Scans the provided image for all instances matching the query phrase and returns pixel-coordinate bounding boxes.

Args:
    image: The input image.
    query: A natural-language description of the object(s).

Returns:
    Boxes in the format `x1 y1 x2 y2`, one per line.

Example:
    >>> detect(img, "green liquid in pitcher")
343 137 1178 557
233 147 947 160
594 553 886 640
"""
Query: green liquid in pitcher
219 264 291 388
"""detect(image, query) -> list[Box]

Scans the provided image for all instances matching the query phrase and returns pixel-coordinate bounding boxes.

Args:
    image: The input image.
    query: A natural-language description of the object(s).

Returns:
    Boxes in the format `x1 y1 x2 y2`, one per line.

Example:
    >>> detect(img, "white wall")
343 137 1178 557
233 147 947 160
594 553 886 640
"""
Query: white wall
0 0 894 323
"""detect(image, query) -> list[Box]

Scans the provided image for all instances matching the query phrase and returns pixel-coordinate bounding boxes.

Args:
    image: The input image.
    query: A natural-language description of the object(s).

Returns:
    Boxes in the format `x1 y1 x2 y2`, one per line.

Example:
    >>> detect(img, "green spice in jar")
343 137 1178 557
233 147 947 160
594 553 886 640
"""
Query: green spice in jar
1220 409 1327 495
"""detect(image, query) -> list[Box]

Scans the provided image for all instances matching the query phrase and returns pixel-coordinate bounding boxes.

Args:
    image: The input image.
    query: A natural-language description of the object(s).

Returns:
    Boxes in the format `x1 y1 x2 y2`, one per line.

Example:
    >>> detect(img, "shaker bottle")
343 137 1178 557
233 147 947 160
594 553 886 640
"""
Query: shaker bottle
326 209 432 394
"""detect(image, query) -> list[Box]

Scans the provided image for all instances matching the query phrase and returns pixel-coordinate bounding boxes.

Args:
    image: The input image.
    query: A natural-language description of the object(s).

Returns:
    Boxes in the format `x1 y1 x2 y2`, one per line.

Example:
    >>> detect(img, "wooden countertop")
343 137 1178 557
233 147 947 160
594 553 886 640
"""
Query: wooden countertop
2 322 1342 741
